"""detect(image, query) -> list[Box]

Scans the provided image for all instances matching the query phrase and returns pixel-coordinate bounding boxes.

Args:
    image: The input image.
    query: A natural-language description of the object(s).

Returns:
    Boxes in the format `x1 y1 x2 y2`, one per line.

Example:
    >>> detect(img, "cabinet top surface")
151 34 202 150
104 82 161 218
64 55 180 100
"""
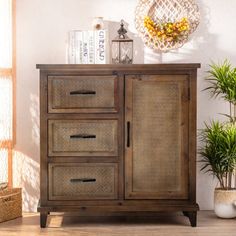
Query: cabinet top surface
36 63 201 71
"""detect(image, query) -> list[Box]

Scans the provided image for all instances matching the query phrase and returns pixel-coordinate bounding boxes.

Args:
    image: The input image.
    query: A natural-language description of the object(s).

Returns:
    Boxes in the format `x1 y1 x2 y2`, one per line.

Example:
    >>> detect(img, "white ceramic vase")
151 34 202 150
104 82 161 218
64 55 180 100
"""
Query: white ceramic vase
214 188 236 218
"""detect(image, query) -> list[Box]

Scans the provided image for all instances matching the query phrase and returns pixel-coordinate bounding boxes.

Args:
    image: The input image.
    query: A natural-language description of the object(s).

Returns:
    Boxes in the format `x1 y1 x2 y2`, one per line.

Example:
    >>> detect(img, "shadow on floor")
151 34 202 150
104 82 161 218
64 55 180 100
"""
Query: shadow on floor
47 212 191 228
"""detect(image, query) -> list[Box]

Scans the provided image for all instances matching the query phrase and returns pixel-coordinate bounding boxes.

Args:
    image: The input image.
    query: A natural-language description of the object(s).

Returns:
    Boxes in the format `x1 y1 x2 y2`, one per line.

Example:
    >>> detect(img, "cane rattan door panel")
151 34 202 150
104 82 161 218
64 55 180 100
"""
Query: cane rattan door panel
48 76 118 113
48 120 118 157
125 75 189 199
49 163 118 200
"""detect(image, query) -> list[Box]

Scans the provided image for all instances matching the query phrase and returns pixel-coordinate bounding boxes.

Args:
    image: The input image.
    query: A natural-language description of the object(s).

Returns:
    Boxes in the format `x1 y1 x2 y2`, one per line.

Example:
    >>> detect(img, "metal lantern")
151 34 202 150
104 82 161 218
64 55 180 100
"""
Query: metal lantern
112 20 133 64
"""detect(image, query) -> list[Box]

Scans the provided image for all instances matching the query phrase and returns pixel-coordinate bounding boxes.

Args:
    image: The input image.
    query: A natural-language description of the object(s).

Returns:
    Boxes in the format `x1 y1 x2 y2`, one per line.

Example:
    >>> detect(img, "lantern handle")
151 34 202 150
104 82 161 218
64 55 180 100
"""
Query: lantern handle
118 19 127 39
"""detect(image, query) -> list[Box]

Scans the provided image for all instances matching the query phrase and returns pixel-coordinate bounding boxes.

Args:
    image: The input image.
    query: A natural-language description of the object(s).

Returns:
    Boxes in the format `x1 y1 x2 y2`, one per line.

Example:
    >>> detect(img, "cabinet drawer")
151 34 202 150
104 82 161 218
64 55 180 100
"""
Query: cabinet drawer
48 76 118 113
48 120 118 156
48 163 118 200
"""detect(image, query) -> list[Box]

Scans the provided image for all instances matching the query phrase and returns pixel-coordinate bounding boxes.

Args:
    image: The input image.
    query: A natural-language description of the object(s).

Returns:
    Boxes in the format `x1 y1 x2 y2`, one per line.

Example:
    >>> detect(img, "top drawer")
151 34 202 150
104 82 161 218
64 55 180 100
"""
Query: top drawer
48 76 118 113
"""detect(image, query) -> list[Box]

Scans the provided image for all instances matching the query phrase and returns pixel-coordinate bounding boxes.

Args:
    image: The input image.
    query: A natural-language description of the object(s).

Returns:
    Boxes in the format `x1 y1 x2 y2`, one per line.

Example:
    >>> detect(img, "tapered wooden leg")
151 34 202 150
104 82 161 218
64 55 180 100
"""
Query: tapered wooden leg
40 212 48 228
182 211 197 227
188 211 197 227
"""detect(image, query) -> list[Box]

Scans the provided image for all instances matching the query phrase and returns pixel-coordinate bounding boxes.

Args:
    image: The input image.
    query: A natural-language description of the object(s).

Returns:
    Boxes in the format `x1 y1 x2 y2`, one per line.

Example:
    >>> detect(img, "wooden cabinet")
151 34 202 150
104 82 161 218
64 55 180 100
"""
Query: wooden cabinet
37 64 200 228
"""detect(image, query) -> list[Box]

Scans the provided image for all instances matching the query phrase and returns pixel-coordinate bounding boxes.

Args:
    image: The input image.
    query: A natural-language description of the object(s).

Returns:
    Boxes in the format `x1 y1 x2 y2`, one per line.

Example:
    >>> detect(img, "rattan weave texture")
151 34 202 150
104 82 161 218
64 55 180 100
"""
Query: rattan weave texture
50 164 117 199
50 76 115 109
0 188 22 223
132 80 181 192
49 120 118 155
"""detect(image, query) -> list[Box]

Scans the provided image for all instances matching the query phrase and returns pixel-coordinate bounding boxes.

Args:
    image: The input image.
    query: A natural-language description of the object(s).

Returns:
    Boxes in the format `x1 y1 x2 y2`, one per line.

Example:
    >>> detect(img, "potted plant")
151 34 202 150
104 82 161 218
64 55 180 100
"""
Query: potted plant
199 60 236 218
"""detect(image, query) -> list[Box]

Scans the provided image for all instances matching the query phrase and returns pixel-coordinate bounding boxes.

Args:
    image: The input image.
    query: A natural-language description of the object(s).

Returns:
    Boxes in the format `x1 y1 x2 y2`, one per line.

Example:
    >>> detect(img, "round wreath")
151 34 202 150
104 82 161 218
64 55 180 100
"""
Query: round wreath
135 0 200 52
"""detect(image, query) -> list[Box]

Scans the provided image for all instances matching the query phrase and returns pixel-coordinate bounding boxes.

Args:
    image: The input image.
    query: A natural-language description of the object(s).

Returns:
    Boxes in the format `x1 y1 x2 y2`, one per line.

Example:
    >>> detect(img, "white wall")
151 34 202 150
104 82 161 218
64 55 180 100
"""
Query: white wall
15 0 236 212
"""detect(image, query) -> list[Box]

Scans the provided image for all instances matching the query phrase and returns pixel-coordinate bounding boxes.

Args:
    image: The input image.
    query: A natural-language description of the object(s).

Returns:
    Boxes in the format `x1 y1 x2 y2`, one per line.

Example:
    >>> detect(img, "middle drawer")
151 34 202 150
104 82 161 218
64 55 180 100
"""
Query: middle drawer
48 120 118 157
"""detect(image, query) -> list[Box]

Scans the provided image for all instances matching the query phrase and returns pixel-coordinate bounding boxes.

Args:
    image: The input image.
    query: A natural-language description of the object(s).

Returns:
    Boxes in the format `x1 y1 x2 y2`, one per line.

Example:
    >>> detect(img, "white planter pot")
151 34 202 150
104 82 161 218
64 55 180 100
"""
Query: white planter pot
214 188 236 218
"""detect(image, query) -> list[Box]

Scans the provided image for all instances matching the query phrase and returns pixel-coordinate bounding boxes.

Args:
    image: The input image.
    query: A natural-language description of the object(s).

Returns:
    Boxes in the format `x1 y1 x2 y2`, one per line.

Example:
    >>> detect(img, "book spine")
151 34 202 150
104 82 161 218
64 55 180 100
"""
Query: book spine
75 31 82 64
95 30 107 64
68 31 76 64
106 30 110 64
65 40 69 64
88 31 95 64
82 31 89 64
79 32 83 63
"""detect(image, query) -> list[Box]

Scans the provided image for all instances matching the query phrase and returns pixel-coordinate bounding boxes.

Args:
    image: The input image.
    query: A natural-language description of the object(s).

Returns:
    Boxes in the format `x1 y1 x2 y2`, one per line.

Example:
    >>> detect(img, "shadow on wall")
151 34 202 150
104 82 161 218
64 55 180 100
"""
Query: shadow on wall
105 0 235 65
13 150 40 212
105 20 144 64
139 0 233 125
13 93 40 212
143 0 210 63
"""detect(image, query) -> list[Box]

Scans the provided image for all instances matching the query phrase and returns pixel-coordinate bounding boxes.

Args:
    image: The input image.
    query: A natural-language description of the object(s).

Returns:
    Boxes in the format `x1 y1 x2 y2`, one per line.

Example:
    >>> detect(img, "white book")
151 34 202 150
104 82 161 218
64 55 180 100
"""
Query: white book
68 31 76 64
75 31 83 64
65 40 69 64
95 30 109 64
88 31 95 64
82 31 89 64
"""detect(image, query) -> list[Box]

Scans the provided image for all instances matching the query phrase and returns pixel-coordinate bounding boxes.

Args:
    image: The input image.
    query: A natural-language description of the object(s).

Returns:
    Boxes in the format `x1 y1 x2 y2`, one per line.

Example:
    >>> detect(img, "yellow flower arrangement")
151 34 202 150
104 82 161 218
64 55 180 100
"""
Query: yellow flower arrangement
144 16 190 42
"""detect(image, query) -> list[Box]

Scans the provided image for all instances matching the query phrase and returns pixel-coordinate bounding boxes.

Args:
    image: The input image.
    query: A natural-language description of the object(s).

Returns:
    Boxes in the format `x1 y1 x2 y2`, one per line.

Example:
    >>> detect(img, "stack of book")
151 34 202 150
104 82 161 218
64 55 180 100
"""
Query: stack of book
67 30 109 64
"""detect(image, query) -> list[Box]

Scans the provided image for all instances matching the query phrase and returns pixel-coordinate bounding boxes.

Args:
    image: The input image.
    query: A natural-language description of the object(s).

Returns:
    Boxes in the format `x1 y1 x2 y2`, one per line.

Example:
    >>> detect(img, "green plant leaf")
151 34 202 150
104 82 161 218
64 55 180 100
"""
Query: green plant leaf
198 121 236 189
205 60 236 105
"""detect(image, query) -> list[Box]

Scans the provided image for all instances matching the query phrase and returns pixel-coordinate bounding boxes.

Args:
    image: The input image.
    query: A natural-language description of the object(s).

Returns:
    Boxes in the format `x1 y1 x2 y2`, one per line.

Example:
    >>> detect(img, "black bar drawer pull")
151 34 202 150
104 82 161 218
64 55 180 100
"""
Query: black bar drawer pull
70 134 96 139
127 121 130 147
70 178 96 183
70 90 96 95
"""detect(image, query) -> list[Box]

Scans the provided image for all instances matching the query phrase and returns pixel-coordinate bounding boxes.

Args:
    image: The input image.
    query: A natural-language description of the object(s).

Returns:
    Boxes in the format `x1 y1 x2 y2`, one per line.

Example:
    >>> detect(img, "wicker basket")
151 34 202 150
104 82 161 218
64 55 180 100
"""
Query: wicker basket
0 188 22 223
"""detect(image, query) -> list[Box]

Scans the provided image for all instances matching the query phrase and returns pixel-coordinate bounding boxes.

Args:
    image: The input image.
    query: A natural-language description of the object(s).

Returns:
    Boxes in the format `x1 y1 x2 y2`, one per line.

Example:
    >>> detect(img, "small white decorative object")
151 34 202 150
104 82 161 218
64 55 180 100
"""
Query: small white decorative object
135 0 200 52
92 17 105 30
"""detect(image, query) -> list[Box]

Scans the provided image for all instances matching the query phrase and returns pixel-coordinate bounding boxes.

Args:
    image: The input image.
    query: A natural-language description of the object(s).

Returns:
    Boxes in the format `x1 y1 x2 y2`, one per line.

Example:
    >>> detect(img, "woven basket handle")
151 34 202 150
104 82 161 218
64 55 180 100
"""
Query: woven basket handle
2 196 13 203
0 182 8 191
0 192 19 200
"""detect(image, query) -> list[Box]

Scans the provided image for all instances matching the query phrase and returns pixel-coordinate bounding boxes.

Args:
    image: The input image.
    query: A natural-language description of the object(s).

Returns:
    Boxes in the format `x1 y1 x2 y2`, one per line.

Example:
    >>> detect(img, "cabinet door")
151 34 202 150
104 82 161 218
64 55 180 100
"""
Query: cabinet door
125 75 189 199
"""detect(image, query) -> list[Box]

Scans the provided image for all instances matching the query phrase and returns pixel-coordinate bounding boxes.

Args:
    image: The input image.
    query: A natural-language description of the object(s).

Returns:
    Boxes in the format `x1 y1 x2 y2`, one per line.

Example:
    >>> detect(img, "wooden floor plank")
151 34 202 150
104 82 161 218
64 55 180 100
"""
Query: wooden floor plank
0 211 235 236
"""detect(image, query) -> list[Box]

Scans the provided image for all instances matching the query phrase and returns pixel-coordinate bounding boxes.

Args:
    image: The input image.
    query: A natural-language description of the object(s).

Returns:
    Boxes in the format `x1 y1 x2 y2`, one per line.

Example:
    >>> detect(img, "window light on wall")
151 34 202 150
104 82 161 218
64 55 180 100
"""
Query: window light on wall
0 0 16 187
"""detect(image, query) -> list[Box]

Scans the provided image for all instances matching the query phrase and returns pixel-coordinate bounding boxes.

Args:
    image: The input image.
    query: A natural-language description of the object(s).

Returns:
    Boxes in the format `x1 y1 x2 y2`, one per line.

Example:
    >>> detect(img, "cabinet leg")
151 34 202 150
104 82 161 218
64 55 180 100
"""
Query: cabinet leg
182 211 197 227
40 212 48 228
182 211 189 217
188 211 197 227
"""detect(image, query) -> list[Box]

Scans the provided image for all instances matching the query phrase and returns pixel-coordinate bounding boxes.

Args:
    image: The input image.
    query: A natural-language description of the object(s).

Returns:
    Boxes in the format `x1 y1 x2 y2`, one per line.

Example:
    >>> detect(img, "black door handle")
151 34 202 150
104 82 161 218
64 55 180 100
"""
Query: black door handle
70 134 96 139
70 90 96 95
127 121 130 147
70 178 96 183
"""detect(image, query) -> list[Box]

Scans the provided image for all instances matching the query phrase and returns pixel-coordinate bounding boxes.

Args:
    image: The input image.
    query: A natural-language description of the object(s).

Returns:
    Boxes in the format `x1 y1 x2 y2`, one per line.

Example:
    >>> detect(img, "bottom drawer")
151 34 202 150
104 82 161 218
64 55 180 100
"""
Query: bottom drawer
48 163 118 200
